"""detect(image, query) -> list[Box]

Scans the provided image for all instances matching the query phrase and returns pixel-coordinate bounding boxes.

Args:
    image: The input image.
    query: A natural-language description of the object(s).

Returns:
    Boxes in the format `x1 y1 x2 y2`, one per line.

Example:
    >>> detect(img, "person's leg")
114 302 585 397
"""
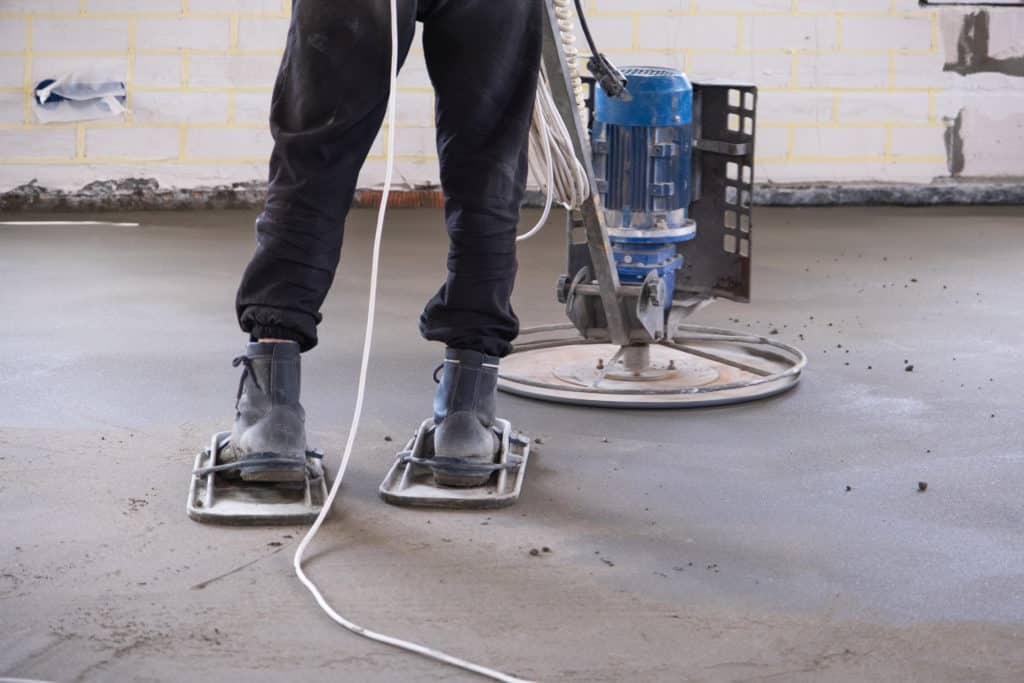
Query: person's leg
418 0 543 486
225 0 418 479
418 0 544 358
236 0 418 352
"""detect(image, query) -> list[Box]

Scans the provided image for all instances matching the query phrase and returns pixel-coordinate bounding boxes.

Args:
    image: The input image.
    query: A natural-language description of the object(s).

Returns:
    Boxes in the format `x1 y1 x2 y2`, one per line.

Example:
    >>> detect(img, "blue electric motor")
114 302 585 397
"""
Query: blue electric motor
592 66 696 309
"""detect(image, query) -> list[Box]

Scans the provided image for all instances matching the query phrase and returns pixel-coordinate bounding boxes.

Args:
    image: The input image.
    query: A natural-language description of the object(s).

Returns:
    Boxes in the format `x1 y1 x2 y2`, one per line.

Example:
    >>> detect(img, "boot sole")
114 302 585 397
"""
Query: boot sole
234 452 308 483
240 469 307 483
431 470 492 488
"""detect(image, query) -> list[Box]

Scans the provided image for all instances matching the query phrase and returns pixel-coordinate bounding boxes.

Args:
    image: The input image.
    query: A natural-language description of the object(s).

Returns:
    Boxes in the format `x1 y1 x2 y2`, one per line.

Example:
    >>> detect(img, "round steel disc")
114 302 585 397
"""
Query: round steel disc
552 346 719 387
498 324 806 408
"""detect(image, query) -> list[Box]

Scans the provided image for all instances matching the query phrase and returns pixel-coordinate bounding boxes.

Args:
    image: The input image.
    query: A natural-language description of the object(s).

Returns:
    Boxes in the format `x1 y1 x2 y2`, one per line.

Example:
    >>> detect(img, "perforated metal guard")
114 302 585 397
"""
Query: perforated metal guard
678 82 757 302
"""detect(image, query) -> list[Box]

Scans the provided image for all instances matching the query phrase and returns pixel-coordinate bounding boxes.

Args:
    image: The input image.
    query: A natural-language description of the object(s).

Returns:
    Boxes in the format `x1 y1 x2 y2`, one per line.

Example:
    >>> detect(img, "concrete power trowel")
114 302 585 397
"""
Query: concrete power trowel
496 4 807 409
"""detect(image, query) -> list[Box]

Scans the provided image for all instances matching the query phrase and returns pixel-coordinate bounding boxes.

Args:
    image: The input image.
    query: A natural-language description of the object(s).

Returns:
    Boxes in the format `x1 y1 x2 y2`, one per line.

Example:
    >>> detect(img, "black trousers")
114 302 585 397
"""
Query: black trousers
235 0 543 357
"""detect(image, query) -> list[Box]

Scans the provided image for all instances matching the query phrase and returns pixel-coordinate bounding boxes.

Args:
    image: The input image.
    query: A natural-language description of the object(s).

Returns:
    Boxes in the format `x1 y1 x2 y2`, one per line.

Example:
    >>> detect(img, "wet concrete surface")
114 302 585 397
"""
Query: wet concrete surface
2 206 1023 682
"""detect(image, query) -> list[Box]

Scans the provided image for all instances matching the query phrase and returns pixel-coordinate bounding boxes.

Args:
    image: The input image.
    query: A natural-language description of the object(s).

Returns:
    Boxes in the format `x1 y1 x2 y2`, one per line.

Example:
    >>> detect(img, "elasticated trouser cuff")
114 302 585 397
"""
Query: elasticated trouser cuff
249 325 306 347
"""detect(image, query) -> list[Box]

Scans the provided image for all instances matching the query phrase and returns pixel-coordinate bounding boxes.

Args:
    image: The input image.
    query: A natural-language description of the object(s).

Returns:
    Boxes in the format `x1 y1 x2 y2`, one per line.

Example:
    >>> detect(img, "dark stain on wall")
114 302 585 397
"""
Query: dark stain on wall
945 10 1024 77
944 109 966 176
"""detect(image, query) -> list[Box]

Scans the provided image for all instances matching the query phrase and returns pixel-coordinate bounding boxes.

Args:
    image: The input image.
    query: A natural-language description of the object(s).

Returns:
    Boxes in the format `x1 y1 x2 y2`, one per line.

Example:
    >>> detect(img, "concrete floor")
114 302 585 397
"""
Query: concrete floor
2 206 1023 682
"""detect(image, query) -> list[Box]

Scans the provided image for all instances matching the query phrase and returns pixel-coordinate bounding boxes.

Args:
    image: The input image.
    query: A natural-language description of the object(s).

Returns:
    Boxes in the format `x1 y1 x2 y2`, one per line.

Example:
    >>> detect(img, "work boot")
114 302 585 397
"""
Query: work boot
431 348 501 487
222 341 312 482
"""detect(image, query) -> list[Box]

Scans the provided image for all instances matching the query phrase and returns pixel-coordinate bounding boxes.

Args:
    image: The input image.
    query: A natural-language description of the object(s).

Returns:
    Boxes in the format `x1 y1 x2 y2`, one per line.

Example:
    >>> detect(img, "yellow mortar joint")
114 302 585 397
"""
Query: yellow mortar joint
229 15 239 51
762 86 935 93
133 86 272 93
75 125 85 159
761 122 944 130
0 12 289 19
0 120 430 131
593 10 914 18
791 155 887 163
126 16 136 123
0 157 269 165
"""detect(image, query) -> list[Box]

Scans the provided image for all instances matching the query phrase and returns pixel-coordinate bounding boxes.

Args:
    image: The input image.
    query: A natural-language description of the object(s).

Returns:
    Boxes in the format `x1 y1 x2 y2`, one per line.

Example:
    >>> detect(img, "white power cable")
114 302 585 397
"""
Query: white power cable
516 89 555 243
291 1 534 681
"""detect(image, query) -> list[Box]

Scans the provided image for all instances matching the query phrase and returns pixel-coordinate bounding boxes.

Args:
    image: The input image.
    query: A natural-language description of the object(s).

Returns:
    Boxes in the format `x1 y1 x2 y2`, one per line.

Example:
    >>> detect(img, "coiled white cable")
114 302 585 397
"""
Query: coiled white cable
554 0 588 125
518 0 590 242
516 88 555 243
292 1 534 681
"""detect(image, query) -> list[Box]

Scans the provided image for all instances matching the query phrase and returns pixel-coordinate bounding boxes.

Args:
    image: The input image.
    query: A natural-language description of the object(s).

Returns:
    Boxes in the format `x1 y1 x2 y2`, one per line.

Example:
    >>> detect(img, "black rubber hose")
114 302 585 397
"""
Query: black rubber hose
573 0 601 58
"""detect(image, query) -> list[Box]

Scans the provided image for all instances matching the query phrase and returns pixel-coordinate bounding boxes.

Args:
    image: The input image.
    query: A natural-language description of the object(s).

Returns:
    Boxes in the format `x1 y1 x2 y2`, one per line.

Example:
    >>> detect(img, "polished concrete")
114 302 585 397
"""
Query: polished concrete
2 206 1022 682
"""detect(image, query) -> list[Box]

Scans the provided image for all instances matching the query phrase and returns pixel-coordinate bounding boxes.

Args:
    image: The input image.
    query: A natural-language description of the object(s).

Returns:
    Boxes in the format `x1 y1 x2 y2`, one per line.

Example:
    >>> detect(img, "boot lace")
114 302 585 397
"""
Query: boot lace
232 355 261 410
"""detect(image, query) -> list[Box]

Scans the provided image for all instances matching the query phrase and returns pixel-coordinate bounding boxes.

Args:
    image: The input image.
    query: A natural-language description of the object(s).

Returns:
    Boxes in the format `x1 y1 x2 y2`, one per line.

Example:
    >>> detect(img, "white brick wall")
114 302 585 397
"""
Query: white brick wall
136 18 233 51
1 128 77 159
0 0 1022 192
86 127 180 160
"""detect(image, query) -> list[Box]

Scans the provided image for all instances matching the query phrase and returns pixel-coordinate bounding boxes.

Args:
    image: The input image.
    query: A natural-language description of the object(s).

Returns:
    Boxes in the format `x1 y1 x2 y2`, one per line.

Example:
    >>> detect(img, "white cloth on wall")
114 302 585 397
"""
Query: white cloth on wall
34 70 126 124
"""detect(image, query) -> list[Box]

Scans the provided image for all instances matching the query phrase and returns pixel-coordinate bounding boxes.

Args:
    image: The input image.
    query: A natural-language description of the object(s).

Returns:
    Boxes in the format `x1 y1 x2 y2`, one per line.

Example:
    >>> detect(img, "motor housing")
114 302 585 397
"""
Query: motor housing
592 66 696 308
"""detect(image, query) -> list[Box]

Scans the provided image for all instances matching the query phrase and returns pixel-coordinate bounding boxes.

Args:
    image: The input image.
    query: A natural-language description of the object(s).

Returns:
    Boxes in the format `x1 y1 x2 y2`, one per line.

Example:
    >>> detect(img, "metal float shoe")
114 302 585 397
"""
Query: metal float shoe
187 431 328 525
379 349 531 509
187 341 328 525
378 418 530 509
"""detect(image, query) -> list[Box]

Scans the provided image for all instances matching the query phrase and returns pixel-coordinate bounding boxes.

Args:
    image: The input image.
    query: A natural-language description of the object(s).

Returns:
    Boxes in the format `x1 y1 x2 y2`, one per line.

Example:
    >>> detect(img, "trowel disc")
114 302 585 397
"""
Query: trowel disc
498 324 806 408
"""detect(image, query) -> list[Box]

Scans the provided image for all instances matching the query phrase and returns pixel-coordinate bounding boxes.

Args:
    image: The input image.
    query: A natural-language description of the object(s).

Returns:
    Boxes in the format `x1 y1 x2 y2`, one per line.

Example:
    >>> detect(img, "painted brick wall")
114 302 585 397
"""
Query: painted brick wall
0 0 1021 194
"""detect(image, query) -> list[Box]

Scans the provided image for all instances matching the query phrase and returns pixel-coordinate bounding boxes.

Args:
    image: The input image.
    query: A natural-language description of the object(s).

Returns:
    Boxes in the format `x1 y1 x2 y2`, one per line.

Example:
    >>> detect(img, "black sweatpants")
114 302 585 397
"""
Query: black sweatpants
235 0 543 357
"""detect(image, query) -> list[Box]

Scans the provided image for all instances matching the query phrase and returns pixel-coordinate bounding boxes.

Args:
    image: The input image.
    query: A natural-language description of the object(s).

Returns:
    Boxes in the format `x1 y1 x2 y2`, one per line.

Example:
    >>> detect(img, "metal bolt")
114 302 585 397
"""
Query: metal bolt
596 358 605 370
668 360 676 370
